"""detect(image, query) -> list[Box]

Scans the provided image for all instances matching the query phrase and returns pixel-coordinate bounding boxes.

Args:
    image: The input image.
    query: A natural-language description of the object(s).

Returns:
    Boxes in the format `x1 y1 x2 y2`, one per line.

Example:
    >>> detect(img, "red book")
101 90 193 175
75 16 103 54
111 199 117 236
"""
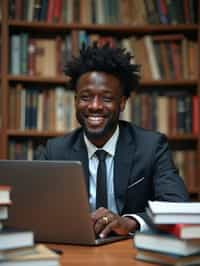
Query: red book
52 0 62 23
158 223 200 240
15 0 23 19
47 0 54 23
170 41 182 79
0 186 12 205
183 0 191 23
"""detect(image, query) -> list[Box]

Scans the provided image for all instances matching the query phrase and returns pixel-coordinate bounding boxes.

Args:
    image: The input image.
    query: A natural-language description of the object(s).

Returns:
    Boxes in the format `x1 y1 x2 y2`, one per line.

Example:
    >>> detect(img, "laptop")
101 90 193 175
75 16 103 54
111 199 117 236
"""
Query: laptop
0 160 129 245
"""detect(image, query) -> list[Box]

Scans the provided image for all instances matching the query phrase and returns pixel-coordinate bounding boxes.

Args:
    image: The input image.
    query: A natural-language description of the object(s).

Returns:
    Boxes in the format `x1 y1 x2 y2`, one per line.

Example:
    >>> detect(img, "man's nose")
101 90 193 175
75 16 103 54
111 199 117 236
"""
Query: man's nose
88 96 103 110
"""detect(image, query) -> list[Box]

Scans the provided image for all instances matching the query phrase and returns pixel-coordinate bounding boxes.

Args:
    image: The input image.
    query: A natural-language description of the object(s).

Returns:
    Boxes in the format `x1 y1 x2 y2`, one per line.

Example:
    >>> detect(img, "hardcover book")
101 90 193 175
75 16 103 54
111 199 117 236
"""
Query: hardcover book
146 201 200 224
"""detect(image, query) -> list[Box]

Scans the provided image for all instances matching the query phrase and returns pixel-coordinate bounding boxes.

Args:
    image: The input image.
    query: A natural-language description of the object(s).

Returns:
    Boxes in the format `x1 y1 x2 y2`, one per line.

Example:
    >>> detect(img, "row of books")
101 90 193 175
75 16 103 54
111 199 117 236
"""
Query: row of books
8 0 198 25
134 201 200 265
123 94 200 135
0 186 11 230
73 31 198 81
8 84 200 135
8 85 78 131
122 35 198 81
0 186 60 265
10 33 72 76
9 32 198 80
8 140 35 160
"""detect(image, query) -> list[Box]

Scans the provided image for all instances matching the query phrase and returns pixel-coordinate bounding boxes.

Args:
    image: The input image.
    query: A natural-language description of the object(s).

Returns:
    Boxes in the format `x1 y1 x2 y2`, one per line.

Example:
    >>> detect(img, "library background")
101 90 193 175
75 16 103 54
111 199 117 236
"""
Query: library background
0 0 199 200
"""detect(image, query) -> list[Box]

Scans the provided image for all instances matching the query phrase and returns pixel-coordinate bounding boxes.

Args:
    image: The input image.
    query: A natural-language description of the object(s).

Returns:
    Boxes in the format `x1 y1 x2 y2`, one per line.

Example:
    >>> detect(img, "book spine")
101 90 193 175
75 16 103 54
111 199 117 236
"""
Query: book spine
192 96 200 134
10 35 21 75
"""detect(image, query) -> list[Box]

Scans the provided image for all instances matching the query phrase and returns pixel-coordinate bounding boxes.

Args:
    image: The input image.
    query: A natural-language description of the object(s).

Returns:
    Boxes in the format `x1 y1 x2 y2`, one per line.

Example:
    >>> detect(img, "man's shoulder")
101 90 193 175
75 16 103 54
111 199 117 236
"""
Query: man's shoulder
120 120 165 141
47 127 83 147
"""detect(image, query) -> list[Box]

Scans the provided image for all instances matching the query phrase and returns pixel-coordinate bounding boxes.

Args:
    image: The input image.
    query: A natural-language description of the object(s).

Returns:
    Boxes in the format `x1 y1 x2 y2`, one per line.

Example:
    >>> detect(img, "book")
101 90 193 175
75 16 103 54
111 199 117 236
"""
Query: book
146 201 200 224
0 221 3 230
8 87 16 129
159 224 200 240
136 249 200 266
192 95 200 134
52 0 62 23
0 228 34 251
0 206 8 220
10 34 21 75
0 186 11 205
156 96 169 134
134 229 200 256
0 244 60 266
144 35 161 80
0 245 37 260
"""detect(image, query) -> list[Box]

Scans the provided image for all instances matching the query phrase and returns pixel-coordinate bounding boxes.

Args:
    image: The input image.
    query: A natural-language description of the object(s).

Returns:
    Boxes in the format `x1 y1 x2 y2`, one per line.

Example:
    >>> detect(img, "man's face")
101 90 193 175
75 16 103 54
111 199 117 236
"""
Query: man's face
75 71 126 147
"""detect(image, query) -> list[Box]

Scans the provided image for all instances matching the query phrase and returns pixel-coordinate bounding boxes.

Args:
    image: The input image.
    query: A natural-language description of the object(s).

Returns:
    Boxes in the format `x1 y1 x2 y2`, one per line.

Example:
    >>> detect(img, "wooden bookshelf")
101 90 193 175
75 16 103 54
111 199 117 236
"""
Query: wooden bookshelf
0 0 200 197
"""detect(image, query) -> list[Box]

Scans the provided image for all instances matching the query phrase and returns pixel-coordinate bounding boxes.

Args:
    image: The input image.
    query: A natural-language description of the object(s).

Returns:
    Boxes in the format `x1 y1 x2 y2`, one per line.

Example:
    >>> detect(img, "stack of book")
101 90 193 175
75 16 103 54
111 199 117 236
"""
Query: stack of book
0 186 11 231
134 201 200 265
0 186 60 265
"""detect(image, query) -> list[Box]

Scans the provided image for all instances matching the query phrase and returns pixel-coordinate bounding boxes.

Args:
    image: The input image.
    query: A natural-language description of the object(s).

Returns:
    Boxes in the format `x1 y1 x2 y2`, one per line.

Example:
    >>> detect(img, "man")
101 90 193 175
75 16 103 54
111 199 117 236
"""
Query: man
35 43 189 239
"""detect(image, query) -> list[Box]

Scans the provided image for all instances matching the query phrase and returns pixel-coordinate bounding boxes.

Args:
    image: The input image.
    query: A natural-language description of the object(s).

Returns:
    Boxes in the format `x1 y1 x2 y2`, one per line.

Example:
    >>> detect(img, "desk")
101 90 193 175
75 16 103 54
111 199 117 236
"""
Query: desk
48 239 155 266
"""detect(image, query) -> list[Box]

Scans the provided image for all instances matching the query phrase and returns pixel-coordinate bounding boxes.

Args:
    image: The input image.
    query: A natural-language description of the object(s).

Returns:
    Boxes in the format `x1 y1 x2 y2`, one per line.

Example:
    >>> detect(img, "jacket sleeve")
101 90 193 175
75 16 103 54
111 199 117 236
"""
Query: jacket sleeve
135 134 190 227
152 134 189 202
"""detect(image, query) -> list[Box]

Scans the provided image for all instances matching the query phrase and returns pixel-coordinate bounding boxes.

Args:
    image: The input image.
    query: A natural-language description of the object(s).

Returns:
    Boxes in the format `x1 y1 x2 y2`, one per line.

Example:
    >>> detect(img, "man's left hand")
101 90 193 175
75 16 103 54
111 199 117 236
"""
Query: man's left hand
91 207 139 238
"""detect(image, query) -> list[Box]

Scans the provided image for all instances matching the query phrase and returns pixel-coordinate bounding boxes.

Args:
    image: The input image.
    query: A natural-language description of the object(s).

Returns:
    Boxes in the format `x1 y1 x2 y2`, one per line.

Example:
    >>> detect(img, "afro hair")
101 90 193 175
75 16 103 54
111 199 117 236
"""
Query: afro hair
64 42 140 98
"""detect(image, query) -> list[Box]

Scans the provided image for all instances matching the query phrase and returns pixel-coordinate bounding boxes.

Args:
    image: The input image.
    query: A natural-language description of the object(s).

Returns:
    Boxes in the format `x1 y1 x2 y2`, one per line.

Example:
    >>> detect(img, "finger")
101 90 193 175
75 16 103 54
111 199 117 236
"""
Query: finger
99 220 118 238
95 212 117 236
94 219 105 235
91 207 107 222
94 214 110 235
94 212 115 234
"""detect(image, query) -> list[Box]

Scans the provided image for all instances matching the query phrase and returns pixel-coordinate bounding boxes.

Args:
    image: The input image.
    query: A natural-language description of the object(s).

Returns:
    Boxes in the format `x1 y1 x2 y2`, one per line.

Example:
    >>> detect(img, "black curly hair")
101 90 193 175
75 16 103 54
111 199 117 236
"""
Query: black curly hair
64 43 140 98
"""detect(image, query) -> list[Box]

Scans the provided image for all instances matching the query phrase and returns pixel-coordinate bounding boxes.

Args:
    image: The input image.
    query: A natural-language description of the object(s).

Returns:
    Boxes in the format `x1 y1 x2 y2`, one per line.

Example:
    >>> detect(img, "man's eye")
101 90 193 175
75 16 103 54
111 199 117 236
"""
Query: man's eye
79 95 90 101
103 96 113 102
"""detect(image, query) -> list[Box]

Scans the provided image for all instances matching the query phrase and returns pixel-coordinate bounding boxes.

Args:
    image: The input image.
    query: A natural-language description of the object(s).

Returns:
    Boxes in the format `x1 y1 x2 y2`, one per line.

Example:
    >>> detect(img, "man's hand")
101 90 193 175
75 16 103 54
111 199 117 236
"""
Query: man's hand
91 207 139 238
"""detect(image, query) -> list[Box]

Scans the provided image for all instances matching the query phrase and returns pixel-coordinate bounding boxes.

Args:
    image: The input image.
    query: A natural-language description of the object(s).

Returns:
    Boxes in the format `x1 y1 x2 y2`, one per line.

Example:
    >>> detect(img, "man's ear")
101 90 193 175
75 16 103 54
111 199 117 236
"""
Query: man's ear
74 92 77 103
120 96 127 112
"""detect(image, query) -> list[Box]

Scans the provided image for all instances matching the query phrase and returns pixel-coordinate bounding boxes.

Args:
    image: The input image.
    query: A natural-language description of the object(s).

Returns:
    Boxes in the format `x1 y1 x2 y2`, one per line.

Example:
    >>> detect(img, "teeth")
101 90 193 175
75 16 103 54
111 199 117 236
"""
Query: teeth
88 117 103 121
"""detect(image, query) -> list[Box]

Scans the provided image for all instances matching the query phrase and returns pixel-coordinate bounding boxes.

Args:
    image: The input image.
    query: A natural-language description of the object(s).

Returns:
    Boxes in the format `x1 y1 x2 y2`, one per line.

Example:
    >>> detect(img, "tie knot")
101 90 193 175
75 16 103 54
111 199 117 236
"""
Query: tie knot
95 150 107 161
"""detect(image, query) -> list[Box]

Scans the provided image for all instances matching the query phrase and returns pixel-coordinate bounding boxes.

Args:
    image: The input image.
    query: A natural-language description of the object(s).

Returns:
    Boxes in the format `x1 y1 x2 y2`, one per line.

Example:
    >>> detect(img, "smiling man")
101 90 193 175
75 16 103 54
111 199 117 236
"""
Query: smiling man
75 71 126 147
35 43 189 238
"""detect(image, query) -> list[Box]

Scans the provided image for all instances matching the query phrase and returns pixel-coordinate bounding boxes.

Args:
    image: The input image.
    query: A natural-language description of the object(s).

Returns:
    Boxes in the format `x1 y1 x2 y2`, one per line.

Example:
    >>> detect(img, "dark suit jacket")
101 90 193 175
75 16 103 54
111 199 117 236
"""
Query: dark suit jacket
35 121 189 222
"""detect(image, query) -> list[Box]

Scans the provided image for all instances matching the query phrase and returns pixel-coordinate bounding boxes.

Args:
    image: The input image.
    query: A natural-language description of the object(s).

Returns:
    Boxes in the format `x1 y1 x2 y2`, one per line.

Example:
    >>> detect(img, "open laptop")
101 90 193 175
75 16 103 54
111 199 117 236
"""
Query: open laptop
0 160 129 245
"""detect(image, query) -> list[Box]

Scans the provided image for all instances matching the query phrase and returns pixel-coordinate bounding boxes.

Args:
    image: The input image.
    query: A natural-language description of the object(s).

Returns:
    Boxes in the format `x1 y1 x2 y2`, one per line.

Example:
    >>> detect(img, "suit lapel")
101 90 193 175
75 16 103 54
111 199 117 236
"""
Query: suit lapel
114 124 135 214
66 132 90 194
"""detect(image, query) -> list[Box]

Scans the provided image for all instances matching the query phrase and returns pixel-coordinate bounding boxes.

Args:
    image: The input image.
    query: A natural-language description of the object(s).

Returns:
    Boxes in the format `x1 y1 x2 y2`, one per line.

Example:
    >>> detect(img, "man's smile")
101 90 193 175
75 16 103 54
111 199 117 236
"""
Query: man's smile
87 116 105 127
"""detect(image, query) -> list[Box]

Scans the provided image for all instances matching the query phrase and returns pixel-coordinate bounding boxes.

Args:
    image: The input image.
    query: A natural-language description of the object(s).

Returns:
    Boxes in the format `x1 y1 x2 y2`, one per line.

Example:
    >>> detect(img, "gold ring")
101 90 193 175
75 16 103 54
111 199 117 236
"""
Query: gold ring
102 216 109 225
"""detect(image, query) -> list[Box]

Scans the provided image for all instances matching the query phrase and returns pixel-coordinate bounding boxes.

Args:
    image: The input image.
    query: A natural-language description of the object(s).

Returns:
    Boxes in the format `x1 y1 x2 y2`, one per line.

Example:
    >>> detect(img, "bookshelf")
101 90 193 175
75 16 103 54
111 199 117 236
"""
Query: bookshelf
0 0 199 198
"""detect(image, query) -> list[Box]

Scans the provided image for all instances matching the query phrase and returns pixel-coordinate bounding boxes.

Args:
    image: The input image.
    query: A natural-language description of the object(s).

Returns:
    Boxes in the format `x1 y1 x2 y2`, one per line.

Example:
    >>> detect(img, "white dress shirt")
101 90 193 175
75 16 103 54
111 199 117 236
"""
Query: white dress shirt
83 126 148 231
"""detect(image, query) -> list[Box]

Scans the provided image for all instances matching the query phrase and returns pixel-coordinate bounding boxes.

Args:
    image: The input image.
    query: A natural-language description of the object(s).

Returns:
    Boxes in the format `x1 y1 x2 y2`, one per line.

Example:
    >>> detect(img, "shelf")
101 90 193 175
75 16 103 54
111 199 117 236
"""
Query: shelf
141 80 198 87
7 130 198 140
188 188 200 194
8 75 69 84
168 134 199 141
8 20 199 34
7 130 66 137
7 75 197 87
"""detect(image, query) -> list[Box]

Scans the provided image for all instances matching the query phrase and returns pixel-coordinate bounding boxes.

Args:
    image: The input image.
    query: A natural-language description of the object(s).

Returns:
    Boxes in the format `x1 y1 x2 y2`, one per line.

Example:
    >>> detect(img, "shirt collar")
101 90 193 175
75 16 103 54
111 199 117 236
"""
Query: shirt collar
84 126 119 159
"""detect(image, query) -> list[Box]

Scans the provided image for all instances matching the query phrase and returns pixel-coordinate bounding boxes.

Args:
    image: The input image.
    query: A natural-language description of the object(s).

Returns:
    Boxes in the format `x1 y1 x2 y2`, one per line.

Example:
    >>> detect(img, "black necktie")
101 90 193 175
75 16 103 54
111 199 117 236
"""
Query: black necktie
95 150 107 209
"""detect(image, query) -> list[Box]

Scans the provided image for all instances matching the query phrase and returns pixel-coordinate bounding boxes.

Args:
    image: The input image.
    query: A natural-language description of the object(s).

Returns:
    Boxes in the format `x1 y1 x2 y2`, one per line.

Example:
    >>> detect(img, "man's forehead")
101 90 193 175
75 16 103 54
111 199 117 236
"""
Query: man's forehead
77 71 121 85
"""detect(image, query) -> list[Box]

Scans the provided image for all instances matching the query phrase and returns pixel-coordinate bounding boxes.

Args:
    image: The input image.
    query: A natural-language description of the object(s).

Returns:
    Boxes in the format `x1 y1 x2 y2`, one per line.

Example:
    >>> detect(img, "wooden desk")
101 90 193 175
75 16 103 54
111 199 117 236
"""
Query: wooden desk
48 239 155 266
